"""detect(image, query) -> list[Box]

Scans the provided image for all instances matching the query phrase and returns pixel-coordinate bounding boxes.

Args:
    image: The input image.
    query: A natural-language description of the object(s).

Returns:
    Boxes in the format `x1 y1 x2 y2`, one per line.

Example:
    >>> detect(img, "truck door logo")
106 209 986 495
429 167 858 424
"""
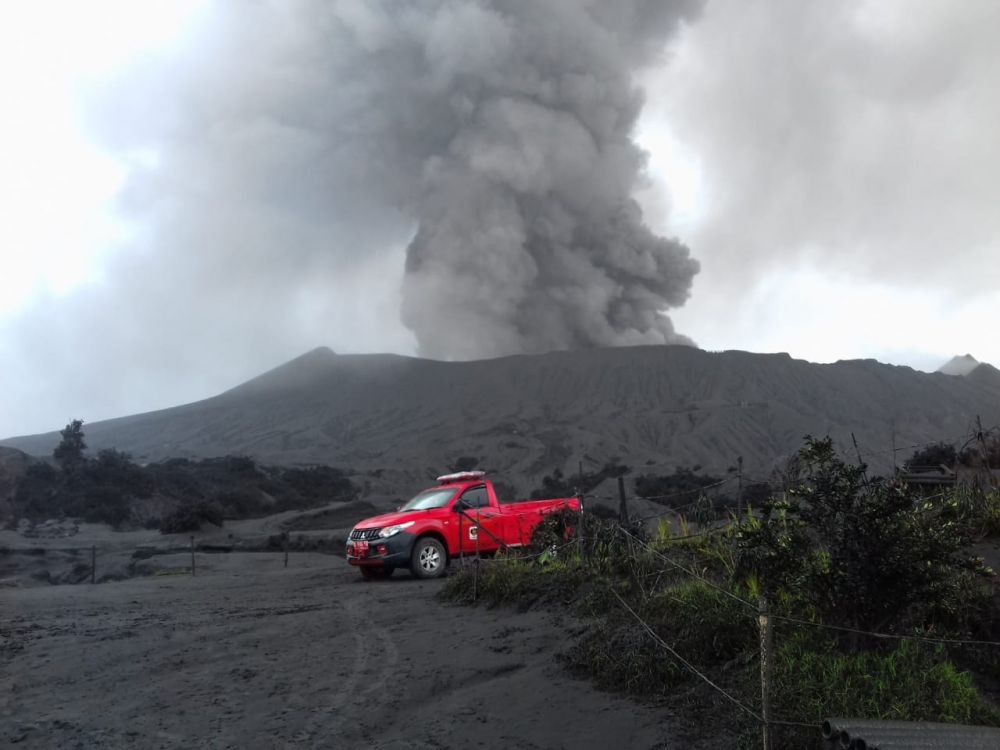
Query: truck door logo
469 526 479 540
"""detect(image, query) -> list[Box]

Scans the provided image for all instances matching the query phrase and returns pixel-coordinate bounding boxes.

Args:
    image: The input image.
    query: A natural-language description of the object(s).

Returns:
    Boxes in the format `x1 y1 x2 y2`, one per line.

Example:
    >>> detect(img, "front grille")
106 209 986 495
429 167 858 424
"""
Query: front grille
350 528 381 541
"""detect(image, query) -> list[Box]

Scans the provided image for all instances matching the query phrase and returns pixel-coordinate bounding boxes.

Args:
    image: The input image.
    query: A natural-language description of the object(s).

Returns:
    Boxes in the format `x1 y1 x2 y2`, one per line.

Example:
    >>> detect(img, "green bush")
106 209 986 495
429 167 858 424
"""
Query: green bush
735 436 989 636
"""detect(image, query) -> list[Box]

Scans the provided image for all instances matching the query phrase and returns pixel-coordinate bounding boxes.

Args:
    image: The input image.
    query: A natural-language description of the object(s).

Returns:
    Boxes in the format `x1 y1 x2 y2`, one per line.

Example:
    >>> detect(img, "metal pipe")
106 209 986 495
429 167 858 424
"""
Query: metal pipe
824 718 1000 750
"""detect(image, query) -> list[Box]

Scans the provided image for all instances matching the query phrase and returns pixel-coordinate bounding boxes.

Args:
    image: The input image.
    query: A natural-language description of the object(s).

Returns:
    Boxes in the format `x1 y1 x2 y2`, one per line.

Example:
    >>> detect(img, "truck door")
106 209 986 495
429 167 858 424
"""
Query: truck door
455 485 501 556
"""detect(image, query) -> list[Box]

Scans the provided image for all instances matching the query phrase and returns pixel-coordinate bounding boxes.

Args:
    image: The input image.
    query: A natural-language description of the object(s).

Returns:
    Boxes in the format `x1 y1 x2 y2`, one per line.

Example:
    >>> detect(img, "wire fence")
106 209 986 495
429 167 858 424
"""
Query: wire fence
2 531 321 586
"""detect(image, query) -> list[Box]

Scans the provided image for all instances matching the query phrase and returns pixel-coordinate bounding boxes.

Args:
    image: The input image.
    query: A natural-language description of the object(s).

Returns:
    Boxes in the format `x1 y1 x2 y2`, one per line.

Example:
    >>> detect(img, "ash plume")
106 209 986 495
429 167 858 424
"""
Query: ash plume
89 1 699 359
385 0 704 358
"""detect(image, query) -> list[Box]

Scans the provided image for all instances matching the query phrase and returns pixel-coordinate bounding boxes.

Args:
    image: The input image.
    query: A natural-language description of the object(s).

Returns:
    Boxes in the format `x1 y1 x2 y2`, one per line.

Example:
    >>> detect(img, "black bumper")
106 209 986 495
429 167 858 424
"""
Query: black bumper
346 531 416 569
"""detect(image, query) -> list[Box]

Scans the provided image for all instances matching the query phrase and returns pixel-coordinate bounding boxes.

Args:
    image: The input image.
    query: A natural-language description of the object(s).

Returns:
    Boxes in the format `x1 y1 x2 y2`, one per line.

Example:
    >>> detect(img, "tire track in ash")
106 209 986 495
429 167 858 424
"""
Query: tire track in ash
296 590 400 745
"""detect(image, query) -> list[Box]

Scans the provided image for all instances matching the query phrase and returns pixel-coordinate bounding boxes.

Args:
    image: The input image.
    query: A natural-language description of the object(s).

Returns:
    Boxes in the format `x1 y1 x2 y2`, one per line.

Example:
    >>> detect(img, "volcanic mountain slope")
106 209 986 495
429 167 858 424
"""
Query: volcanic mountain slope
4 346 1000 487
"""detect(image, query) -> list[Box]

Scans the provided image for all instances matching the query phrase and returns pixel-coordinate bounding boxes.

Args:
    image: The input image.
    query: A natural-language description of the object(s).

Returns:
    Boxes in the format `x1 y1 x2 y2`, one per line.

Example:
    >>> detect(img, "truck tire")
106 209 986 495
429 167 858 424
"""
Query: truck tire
360 567 393 581
411 536 447 579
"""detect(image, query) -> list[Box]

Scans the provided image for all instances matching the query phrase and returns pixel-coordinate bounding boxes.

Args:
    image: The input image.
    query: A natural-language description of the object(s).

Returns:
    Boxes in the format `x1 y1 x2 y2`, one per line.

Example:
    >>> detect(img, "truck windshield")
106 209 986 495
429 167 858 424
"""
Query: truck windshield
400 488 457 510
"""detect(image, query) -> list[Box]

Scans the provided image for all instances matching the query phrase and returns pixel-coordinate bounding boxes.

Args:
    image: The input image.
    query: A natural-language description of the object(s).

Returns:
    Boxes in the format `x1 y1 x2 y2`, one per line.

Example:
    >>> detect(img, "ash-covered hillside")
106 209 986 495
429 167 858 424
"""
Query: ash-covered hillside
4 346 1000 485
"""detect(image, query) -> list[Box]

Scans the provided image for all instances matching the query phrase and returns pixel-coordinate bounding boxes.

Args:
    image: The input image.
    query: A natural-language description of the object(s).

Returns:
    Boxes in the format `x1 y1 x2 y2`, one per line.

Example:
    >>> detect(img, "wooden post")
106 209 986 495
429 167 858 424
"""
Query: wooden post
976 415 994 489
91 545 96 584
759 596 773 750
190 535 196 577
617 475 630 527
851 432 870 486
283 534 289 568
891 419 898 475
737 456 744 518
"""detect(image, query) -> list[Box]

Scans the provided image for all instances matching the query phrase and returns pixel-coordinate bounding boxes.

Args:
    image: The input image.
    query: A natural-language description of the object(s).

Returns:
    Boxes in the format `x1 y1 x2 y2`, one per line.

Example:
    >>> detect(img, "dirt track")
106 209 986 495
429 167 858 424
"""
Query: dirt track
2 552 681 748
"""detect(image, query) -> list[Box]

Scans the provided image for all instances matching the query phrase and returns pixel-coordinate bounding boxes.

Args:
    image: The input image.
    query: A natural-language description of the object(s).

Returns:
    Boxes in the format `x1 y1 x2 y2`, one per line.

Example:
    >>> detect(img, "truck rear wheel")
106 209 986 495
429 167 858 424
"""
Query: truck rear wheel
411 537 447 579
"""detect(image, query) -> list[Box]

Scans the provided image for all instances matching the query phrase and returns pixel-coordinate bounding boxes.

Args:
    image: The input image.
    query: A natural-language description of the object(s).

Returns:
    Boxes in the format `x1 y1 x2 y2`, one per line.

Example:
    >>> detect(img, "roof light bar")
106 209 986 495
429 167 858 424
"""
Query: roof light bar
436 470 487 483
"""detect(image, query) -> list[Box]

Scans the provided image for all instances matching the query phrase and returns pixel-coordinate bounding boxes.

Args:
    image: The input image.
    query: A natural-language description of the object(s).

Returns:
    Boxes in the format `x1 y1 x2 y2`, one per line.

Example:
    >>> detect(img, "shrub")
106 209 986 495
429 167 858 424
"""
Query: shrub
216 488 267 518
159 500 224 534
276 465 356 506
78 486 131 527
735 436 988 636
529 462 629 499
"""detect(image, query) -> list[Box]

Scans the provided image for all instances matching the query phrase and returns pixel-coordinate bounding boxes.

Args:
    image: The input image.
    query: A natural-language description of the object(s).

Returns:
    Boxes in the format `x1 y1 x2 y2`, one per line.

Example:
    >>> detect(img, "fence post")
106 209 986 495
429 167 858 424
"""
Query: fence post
578 494 586 563
91 545 96 584
190 535 196 577
617 475 630 527
283 534 289 568
473 508 481 602
759 595 773 750
737 456 744 518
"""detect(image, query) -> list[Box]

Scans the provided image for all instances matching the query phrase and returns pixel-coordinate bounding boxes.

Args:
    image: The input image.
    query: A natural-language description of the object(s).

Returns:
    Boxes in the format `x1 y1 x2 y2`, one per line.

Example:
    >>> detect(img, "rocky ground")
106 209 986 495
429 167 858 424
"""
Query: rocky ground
1 546 686 749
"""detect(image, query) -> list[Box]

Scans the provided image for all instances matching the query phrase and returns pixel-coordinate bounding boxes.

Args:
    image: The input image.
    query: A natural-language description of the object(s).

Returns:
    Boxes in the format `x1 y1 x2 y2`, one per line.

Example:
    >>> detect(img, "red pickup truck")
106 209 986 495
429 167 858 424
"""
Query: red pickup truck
346 471 580 580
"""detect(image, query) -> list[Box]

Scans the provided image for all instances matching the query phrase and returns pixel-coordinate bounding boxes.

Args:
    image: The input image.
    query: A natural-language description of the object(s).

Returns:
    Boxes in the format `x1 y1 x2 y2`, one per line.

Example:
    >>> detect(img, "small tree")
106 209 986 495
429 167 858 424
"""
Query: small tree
53 419 87 474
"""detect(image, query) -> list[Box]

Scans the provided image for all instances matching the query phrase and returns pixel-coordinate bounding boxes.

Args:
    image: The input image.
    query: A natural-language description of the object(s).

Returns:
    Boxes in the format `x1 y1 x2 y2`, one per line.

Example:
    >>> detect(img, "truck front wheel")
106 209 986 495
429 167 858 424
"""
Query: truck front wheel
411 537 447 579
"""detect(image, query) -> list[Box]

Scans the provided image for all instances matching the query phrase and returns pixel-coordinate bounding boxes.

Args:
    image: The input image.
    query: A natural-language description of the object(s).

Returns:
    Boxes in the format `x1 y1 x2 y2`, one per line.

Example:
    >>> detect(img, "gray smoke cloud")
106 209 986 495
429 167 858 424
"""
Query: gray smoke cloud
645 0 1000 311
383 1 702 358
95 0 701 359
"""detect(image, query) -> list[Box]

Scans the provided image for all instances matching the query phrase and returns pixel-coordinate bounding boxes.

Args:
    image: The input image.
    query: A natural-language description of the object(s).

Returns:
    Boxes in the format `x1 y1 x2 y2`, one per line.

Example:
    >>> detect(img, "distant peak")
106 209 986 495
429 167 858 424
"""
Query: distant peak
295 346 337 363
937 354 980 377
307 346 337 357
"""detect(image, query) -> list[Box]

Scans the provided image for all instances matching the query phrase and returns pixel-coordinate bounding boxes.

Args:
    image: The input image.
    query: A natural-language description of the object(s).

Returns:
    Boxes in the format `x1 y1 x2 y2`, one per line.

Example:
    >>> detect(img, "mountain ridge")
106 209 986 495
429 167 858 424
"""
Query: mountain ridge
3 346 999 487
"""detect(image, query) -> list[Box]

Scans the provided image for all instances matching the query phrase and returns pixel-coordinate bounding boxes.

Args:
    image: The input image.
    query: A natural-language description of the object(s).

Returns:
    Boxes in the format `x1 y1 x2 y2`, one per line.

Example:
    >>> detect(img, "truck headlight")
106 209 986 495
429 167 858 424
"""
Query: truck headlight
379 521 415 538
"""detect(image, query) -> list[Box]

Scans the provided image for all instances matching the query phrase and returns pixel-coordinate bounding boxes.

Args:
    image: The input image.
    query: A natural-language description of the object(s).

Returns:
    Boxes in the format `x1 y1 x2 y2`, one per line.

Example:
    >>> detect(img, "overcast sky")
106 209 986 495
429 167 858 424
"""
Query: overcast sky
2 0 998 438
